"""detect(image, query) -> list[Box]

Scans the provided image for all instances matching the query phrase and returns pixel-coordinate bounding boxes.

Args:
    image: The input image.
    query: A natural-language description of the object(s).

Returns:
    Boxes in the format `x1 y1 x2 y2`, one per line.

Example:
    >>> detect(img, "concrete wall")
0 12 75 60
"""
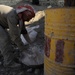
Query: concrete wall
26 0 64 7
57 0 64 7
0 0 22 6
39 0 64 7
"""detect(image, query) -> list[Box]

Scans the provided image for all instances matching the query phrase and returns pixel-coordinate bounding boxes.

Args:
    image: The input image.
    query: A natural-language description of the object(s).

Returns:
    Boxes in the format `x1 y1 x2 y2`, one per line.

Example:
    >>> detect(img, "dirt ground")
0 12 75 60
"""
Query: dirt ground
0 1 47 75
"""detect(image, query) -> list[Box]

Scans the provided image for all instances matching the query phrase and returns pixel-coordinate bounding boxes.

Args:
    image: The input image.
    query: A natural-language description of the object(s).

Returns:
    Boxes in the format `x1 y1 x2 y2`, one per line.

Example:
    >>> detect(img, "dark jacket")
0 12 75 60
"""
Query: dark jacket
0 5 25 51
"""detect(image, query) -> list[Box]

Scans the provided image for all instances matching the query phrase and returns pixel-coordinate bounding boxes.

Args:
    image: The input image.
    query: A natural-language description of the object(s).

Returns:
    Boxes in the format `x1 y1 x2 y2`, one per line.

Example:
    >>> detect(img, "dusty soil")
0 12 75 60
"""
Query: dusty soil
0 1 47 75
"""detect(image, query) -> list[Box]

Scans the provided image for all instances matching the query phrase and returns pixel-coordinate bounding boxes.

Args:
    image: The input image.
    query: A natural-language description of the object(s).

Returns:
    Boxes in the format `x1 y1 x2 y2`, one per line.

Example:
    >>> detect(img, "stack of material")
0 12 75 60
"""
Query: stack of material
20 25 44 66
20 10 45 66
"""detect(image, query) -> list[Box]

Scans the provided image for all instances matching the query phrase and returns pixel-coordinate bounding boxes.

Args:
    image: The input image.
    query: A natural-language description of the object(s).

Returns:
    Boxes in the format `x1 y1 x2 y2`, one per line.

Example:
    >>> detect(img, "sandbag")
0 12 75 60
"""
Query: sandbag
25 11 45 25
20 25 44 66
21 25 39 45
19 45 44 66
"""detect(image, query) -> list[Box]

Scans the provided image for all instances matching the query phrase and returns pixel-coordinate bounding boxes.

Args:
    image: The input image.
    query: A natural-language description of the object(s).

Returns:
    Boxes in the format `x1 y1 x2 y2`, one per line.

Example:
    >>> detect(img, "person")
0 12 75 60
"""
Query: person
0 4 35 67
64 0 75 6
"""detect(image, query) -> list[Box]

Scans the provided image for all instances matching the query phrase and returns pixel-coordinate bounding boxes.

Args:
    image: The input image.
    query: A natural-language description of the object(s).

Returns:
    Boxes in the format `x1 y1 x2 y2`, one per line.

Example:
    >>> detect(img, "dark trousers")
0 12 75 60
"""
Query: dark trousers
0 26 17 66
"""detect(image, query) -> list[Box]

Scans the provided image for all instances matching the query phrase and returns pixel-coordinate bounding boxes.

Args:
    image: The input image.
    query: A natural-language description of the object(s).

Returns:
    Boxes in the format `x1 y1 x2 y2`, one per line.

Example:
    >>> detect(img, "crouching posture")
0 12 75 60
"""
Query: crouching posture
0 4 35 67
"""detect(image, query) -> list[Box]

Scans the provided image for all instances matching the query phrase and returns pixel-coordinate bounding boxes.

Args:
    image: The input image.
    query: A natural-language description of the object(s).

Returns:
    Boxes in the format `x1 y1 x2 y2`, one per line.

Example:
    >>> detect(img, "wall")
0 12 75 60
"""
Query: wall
0 0 22 6
39 0 64 7
27 0 64 7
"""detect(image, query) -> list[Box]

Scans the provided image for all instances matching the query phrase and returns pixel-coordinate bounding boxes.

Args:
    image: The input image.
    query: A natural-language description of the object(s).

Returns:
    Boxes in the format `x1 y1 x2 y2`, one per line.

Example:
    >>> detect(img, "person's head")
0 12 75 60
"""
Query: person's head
16 4 35 21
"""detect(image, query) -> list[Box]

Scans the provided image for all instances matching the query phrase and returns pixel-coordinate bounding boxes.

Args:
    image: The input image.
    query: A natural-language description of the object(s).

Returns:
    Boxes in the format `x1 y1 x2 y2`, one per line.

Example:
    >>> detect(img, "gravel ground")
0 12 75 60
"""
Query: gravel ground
0 1 47 75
